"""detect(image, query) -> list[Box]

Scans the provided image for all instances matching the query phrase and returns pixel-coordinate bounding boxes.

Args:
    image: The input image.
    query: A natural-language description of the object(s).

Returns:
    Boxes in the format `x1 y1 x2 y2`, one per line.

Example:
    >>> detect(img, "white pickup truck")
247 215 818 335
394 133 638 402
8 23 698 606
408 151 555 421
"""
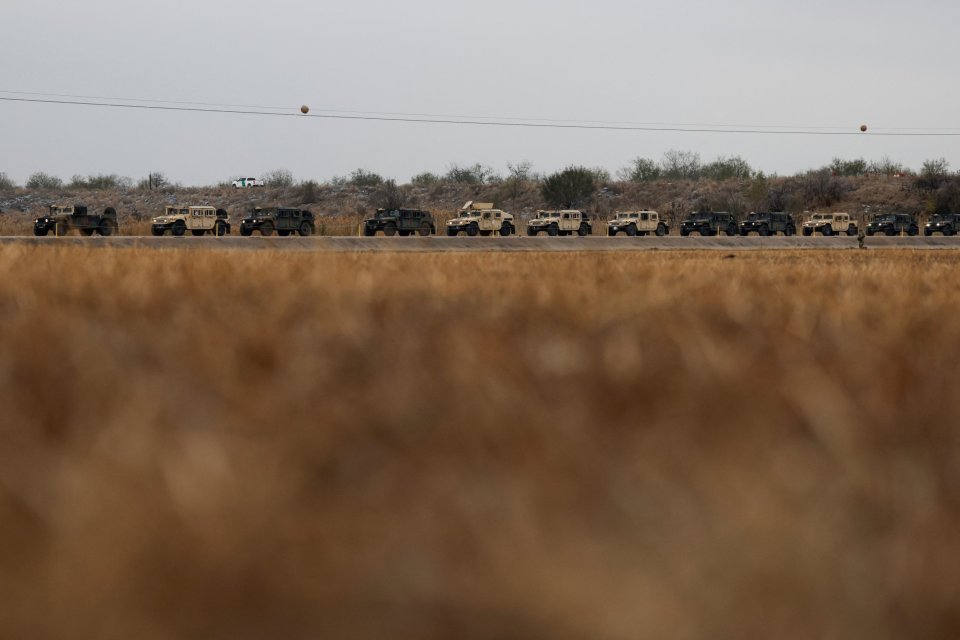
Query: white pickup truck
232 177 263 188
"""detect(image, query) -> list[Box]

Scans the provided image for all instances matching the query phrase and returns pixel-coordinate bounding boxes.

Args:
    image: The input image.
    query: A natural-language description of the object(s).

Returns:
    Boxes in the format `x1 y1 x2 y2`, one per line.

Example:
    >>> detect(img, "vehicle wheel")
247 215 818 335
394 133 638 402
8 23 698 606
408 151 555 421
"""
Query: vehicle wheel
415 223 431 236
626 224 637 237
240 226 252 237
298 222 312 236
527 228 537 236
726 223 737 236
680 229 689 237
847 225 857 236
259 222 274 236
34 227 48 237
578 224 590 236
383 223 397 236
802 227 812 236
172 221 186 237
655 224 667 236
446 228 459 237
192 230 205 237
215 221 229 237
500 223 512 236
466 223 479 237
944 226 954 236
608 228 617 237
100 220 117 236
908 226 919 236
925 229 933 236
759 224 770 236
151 227 164 237
785 225 795 236
547 224 559 237
885 227 896 237
866 229 875 236
822 224 833 236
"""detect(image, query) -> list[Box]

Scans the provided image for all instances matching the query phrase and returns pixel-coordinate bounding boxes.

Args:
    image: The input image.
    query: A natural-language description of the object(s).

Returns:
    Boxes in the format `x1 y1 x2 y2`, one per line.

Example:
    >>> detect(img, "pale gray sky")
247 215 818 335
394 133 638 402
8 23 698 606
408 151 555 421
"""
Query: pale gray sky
3 0 959 185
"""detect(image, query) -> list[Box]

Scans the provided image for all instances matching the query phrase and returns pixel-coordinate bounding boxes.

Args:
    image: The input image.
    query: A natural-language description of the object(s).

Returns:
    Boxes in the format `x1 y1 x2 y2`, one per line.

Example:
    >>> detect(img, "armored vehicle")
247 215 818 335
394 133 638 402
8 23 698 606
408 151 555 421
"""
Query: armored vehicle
526 210 592 236
34 204 118 236
446 201 515 236
362 208 435 236
802 212 857 236
151 206 230 236
607 210 668 236
240 207 315 236
739 212 796 236
679 212 737 236
924 213 960 236
865 213 918 236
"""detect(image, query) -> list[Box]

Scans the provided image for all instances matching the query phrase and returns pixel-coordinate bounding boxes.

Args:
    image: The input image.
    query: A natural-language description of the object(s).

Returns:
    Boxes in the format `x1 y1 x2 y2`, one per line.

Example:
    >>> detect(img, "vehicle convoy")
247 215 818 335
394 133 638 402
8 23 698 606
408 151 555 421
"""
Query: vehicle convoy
526 210 593 236
151 206 230 236
679 212 737 236
232 177 263 188
362 208 435 236
446 201 515 236
239 207 315 236
802 212 858 236
739 212 795 236
34 204 118 236
607 210 668 236
924 213 960 236
866 213 918 236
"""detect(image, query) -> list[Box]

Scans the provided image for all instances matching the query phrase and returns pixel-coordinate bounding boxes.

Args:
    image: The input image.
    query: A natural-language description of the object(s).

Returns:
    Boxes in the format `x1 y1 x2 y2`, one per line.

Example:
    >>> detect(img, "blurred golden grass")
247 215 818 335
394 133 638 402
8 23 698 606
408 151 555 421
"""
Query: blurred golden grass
1 247 959 639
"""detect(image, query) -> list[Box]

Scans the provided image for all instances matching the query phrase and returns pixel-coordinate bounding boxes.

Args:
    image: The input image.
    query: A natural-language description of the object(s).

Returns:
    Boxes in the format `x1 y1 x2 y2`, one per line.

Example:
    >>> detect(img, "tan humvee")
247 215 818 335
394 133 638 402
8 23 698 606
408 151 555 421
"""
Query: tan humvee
151 206 230 237
607 210 669 236
526 210 593 236
446 201 516 236
802 212 857 236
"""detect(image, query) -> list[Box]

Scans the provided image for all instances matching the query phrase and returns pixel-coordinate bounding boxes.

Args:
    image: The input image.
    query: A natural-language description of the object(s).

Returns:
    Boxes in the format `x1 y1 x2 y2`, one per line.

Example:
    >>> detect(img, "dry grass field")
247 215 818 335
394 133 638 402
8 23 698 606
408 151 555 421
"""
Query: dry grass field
1 247 958 639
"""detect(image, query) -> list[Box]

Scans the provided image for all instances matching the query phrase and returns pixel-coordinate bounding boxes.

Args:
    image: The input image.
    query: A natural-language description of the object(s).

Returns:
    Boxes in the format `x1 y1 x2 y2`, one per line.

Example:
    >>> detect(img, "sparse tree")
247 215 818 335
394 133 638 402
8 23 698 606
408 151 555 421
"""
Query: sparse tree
263 169 295 188
661 150 702 179
411 172 440 186
701 155 753 180
348 168 384 188
445 163 499 185
540 166 597 208
916 158 951 192
618 157 661 182
868 156 907 176
0 172 15 190
507 161 533 182
828 157 868 177
300 179 319 203
371 179 405 210
26 172 62 189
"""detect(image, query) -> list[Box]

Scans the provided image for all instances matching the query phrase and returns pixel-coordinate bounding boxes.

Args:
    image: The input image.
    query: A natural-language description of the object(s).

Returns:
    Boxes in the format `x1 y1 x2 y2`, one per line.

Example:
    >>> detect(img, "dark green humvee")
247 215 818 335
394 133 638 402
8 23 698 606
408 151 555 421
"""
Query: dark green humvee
363 208 435 236
34 204 118 236
240 207 315 236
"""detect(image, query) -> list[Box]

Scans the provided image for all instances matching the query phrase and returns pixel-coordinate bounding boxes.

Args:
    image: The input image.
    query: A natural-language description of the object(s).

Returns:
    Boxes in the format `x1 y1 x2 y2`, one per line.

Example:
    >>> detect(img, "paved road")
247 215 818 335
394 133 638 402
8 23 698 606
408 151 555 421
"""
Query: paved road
2 235 959 251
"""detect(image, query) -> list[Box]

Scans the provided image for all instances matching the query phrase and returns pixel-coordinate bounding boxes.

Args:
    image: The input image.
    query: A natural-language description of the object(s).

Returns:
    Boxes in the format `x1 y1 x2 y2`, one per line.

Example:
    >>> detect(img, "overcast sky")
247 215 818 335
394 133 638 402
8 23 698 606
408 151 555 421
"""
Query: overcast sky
3 0 959 185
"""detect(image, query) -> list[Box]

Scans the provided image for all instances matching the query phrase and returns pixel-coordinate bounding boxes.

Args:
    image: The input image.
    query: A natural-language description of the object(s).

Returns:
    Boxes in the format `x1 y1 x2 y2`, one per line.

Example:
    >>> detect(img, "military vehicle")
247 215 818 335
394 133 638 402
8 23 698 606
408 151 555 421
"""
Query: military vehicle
33 204 118 236
151 206 230 236
446 201 515 236
924 213 960 236
239 207 316 236
865 213 918 236
526 210 592 236
802 212 858 236
738 212 796 236
362 208 435 236
607 210 668 236
679 212 737 236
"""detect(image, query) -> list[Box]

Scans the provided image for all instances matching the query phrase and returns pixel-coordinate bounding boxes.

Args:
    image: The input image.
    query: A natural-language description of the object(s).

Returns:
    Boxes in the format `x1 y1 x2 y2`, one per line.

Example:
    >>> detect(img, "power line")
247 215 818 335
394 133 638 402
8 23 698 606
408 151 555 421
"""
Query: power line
3 95 960 137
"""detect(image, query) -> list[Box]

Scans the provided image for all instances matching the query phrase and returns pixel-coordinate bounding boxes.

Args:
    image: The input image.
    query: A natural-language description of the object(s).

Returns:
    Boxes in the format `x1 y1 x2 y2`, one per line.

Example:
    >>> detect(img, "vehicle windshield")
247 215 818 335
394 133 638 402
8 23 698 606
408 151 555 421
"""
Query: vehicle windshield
458 211 480 218
747 213 761 220
931 214 952 222
619 213 638 219
875 215 896 222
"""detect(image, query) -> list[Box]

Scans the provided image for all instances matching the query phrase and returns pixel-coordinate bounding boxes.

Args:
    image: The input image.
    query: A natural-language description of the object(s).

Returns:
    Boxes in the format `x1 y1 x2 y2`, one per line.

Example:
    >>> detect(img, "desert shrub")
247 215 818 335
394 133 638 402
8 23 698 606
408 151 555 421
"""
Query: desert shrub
300 180 320 203
370 179 405 210
69 174 131 190
411 172 440 186
829 157 868 177
540 166 597 208
701 155 753 180
868 156 908 176
799 169 846 207
929 178 960 214
135 172 171 191
25 172 63 189
263 169 295 188
915 158 951 193
348 169 384 188
618 157 661 182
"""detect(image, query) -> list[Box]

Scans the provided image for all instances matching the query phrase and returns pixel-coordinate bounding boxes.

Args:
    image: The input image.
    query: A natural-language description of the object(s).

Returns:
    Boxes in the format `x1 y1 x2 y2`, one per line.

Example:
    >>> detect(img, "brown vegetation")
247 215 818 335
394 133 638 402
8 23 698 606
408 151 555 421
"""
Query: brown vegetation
1 247 959 639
